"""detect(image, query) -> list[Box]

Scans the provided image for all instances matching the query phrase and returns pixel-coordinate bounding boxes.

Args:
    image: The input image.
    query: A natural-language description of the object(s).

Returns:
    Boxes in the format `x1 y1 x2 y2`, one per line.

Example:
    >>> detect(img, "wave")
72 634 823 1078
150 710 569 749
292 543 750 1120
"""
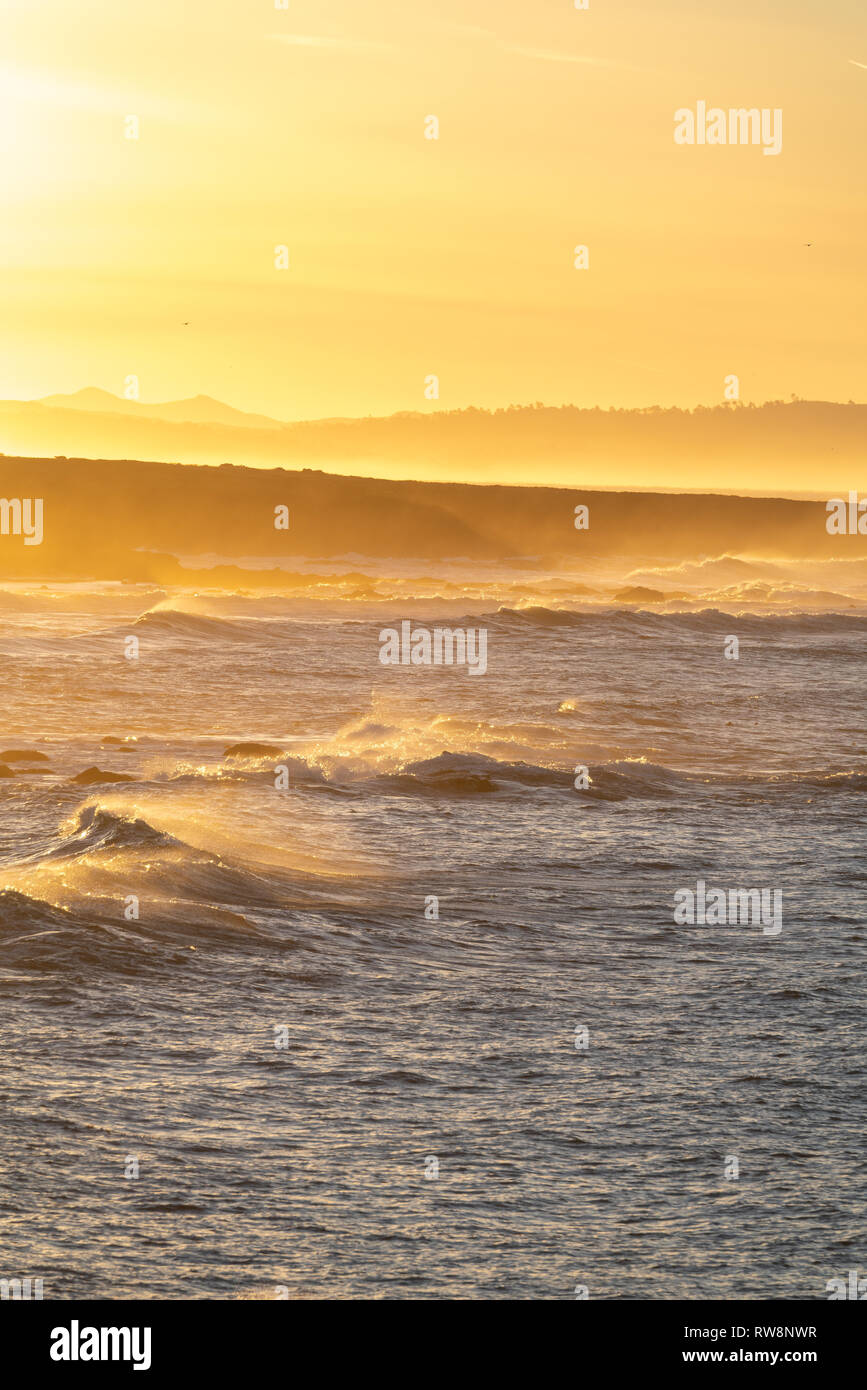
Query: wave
320 751 867 801
0 888 149 976
0 884 261 976
377 753 703 799
131 608 261 641
56 804 185 857
138 711 867 800
184 746 712 799
0 802 319 973
12 804 183 867
0 887 80 934
376 751 572 795
489 605 867 635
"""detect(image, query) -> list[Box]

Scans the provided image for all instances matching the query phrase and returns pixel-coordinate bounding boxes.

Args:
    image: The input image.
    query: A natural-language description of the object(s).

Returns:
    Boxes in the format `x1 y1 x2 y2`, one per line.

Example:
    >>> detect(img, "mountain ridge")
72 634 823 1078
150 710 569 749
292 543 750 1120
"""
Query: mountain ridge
34 388 282 431
0 395 864 492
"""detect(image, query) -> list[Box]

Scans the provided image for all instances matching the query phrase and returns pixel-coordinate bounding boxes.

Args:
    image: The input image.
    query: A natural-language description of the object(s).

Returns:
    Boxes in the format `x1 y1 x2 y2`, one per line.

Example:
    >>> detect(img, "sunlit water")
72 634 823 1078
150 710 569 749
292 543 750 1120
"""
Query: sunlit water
0 593 864 1298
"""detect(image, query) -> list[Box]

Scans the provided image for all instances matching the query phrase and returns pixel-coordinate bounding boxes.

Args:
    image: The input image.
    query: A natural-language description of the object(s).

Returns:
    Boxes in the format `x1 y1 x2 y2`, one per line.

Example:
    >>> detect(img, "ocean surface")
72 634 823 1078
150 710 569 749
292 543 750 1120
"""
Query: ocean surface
1 583 865 1299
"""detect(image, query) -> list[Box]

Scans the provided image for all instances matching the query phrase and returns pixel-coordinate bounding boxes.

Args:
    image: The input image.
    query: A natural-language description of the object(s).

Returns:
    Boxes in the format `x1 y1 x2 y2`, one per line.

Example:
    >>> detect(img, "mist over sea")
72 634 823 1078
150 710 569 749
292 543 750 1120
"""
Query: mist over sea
1 573 865 1299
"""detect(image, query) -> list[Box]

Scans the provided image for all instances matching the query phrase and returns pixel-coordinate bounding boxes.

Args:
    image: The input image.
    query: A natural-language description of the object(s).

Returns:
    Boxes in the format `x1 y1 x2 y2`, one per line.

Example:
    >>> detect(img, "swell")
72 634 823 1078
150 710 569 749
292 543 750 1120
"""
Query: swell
20 803 186 863
16 802 303 895
0 884 281 975
489 605 867 636
156 751 867 800
3 757 864 978
378 757 867 799
130 608 264 641
0 802 325 970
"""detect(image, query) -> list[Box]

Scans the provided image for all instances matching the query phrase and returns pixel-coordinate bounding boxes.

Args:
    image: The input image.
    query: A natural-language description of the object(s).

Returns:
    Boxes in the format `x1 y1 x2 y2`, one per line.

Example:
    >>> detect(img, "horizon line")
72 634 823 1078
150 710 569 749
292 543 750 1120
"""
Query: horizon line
5 389 865 430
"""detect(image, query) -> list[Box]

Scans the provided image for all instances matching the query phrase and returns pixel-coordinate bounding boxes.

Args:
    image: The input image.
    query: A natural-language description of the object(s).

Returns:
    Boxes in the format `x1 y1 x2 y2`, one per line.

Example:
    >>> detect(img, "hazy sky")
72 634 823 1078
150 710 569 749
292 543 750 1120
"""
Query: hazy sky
2 0 865 419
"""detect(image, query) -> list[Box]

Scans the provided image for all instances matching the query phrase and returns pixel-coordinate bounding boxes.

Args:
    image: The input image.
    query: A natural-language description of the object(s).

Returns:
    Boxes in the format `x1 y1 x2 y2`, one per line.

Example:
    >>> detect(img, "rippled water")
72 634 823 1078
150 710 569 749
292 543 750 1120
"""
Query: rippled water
1 595 864 1298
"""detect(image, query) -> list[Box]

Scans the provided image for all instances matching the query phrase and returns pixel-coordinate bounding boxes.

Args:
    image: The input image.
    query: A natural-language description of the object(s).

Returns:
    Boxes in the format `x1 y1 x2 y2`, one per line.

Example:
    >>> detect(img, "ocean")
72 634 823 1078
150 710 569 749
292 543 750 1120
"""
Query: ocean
1 583 865 1299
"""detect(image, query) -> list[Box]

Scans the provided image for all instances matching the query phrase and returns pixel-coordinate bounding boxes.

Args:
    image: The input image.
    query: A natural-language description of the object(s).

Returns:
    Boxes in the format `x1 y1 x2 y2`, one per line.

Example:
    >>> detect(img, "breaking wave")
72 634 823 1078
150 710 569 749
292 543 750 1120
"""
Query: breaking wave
32 804 186 862
131 608 262 641
156 745 867 801
490 605 867 636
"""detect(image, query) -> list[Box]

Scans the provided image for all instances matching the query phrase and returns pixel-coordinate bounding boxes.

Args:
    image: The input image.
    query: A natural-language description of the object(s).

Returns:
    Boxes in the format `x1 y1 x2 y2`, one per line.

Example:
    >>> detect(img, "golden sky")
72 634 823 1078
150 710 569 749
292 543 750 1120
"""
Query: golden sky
2 0 865 419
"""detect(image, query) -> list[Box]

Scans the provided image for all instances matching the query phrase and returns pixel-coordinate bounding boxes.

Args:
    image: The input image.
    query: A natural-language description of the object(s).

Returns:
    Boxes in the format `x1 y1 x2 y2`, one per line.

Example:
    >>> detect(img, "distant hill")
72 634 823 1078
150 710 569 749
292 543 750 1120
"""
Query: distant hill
0 454 864 583
0 396 864 492
33 388 282 431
